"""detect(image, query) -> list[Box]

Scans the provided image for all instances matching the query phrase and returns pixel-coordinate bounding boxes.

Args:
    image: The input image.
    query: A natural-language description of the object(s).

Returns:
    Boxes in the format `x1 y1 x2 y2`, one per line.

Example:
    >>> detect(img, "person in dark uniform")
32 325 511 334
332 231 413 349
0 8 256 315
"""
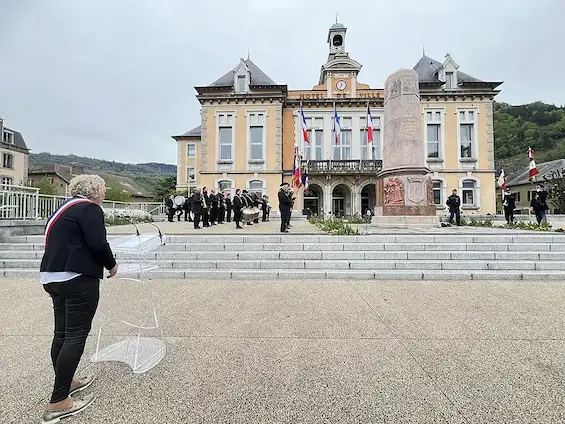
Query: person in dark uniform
531 185 549 225
202 187 210 227
183 194 193 222
242 190 253 226
165 195 174 222
225 193 232 222
502 189 516 225
262 195 269 222
190 188 203 229
278 183 292 233
446 189 461 226
286 188 295 229
209 189 218 225
217 191 225 224
232 189 244 229
252 193 260 224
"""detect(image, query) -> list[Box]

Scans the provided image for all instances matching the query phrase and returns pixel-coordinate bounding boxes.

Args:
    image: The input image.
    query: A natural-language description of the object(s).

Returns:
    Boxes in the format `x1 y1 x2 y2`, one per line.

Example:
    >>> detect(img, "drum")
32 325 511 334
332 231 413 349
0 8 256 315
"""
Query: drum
242 207 254 223
174 195 185 209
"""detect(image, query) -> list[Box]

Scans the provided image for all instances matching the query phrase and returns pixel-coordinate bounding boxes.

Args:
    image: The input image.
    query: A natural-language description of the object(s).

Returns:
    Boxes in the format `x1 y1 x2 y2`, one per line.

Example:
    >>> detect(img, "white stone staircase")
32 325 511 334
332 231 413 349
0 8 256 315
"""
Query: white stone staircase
1 232 565 280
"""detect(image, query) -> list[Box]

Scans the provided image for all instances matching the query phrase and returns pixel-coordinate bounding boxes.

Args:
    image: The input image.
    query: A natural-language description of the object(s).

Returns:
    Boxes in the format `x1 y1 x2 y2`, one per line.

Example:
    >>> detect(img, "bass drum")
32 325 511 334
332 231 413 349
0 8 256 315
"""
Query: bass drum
174 195 186 209
251 207 261 219
241 207 254 223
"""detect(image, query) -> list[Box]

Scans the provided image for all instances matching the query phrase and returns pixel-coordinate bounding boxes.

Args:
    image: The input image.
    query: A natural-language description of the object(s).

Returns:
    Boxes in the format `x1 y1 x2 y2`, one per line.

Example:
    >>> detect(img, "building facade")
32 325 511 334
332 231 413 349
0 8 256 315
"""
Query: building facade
0 119 30 186
174 22 502 215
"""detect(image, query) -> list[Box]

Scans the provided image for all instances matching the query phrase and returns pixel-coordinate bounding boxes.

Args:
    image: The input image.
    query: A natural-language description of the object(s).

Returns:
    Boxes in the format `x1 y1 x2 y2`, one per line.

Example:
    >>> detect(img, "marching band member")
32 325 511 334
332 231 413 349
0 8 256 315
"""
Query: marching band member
165 194 174 222
209 189 218 226
217 192 225 224
183 195 193 222
202 187 210 227
232 189 244 229
190 188 203 229
225 193 232 222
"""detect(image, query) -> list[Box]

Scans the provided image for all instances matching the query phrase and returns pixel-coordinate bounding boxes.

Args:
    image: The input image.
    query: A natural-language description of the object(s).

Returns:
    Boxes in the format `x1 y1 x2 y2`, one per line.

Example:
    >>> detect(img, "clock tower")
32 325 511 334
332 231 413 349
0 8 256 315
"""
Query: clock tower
319 21 362 97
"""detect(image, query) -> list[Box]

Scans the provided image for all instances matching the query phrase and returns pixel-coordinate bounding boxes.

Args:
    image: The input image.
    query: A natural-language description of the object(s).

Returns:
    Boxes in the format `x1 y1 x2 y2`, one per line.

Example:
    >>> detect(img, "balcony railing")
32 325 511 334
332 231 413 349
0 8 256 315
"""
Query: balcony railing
303 160 383 175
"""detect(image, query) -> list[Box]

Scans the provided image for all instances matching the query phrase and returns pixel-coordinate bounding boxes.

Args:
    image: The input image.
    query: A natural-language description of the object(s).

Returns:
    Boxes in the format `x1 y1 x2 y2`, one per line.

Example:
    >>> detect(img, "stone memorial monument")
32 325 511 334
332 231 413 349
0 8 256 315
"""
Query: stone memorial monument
372 69 440 228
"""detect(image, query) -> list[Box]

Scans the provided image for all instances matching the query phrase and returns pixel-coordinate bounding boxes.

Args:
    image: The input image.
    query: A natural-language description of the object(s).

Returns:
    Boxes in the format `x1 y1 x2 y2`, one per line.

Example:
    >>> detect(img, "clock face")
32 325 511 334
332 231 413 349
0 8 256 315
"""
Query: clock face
336 80 347 91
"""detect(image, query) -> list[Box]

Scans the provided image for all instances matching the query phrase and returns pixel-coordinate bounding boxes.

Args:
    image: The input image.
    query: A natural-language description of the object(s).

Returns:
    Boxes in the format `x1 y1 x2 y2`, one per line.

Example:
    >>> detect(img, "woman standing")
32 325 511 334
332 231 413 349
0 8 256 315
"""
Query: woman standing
40 175 118 423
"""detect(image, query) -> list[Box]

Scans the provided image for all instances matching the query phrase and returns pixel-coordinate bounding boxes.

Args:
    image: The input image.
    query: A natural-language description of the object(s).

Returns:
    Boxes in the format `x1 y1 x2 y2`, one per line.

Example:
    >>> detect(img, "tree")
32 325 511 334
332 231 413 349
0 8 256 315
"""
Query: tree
105 186 133 202
548 178 565 214
32 178 57 195
151 175 177 200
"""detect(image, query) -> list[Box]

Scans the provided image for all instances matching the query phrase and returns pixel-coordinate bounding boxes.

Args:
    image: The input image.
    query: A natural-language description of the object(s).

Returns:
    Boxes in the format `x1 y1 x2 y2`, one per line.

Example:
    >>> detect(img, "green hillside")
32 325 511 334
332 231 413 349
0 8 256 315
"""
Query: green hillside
29 153 176 196
494 101 565 177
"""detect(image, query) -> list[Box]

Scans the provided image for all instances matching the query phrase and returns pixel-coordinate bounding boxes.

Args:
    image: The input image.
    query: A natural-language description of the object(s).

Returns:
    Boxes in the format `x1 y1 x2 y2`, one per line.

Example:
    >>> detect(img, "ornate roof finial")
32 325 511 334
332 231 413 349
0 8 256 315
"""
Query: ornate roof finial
247 48 250 60
422 44 425 55
336 13 338 23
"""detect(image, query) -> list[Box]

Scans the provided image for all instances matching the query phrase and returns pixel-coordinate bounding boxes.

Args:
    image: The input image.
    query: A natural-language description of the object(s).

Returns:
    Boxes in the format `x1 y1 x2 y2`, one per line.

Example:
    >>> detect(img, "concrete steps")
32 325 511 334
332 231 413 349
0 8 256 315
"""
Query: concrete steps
1 233 564 280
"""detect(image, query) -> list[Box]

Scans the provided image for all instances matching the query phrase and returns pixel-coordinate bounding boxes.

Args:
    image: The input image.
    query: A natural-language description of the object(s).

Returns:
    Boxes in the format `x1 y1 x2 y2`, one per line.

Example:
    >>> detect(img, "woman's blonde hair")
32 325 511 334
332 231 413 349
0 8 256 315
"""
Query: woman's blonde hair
69 174 106 200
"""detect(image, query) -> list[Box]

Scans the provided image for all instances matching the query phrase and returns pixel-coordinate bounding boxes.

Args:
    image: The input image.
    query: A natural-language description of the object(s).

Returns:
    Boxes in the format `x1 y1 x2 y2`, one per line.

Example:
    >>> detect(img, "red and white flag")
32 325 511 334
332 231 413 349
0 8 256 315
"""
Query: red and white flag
300 104 309 144
366 104 374 143
497 169 506 189
528 147 539 180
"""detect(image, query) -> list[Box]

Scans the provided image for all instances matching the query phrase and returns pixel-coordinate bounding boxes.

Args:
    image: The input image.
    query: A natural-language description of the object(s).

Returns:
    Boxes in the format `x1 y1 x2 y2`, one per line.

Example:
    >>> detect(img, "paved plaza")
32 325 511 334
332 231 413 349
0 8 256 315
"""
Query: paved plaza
1 277 564 423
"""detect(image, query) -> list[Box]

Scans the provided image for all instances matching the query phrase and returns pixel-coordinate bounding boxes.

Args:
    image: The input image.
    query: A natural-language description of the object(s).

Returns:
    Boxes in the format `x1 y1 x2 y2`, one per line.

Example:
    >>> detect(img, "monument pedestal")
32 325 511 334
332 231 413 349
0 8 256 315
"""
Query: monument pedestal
373 69 439 229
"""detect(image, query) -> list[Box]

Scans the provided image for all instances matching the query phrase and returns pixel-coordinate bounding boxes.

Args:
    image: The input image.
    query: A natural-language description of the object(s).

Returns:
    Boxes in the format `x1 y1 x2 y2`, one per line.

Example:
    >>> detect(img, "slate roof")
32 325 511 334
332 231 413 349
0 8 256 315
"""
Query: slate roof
2 127 29 151
413 54 485 84
30 165 73 183
507 158 565 187
209 58 277 87
173 125 201 139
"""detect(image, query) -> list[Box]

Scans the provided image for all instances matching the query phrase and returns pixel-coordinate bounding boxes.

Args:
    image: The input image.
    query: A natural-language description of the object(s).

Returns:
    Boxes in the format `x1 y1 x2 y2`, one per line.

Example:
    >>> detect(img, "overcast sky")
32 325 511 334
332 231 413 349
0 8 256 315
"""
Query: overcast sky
0 0 563 165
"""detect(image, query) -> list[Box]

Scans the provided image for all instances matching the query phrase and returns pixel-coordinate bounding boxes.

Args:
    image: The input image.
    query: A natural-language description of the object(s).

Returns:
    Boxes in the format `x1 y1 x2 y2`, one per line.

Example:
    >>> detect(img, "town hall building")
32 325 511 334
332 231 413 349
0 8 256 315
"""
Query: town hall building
173 22 502 216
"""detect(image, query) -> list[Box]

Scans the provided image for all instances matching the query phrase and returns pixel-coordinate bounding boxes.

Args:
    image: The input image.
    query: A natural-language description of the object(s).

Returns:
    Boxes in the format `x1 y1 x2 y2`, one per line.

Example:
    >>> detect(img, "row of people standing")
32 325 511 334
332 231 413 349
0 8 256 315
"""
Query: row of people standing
176 188 270 229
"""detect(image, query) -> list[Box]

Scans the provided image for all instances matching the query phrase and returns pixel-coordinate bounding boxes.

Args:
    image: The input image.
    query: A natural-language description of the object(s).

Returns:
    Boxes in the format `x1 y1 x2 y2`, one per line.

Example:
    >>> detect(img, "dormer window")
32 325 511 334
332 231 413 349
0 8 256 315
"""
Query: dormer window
2 130 14 145
441 54 459 90
445 72 455 89
236 75 247 93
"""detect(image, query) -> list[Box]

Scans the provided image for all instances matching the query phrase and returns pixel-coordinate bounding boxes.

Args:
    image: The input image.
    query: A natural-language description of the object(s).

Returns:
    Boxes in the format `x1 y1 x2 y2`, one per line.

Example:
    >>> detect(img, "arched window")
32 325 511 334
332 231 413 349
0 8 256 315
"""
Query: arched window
461 179 476 206
248 179 264 196
217 180 232 191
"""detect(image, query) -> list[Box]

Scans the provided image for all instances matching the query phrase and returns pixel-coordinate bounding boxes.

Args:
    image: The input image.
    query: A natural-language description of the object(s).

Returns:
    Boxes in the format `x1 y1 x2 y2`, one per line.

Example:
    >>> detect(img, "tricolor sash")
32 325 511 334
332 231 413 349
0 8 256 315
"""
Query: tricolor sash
45 197 92 247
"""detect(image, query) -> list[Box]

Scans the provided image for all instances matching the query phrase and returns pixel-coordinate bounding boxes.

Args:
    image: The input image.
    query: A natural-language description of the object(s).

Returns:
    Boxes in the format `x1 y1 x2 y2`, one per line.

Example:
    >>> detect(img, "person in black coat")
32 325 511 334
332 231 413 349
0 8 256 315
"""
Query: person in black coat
190 188 204 229
531 185 549 225
225 193 232 222
183 195 193 222
202 187 210 227
165 195 174 222
502 189 516 225
446 189 461 226
217 192 225 224
232 189 244 229
278 183 293 233
209 189 218 225
40 175 117 423
262 195 269 222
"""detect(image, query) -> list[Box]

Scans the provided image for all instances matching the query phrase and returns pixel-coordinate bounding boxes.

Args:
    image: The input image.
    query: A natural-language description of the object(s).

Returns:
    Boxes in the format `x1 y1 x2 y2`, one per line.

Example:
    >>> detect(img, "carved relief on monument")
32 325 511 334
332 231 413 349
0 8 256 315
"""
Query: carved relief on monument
384 177 404 205
427 177 434 206
400 116 418 141
406 176 425 205
401 79 416 95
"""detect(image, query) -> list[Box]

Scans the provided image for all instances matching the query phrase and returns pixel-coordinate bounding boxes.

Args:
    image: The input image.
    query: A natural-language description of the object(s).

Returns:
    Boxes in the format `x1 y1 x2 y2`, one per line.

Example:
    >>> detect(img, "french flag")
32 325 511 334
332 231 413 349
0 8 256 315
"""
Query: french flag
293 147 302 188
528 147 539 180
367 105 374 143
300 105 309 144
333 106 341 145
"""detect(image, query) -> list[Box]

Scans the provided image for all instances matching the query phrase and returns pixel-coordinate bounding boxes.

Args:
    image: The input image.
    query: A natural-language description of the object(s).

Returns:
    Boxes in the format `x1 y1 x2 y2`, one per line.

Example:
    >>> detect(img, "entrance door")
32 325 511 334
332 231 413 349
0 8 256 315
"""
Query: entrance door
332 198 344 217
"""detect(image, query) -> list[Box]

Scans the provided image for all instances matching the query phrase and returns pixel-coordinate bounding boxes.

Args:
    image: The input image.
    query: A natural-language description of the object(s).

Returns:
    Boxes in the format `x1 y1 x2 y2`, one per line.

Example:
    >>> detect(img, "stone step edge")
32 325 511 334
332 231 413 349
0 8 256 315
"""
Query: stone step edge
3 269 564 281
